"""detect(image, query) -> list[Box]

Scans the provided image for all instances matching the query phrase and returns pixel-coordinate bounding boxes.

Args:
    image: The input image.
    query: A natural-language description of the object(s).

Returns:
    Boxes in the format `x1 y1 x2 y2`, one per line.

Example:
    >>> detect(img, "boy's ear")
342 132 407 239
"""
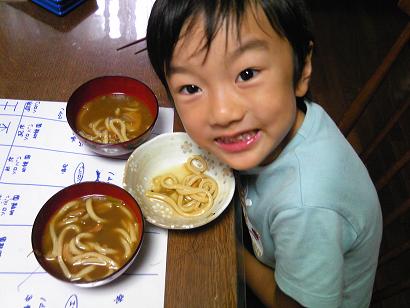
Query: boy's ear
295 42 313 97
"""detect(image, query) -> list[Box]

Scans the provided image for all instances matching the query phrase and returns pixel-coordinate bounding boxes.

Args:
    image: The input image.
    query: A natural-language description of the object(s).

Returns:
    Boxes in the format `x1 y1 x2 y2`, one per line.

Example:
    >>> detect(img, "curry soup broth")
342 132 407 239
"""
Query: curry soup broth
76 94 154 144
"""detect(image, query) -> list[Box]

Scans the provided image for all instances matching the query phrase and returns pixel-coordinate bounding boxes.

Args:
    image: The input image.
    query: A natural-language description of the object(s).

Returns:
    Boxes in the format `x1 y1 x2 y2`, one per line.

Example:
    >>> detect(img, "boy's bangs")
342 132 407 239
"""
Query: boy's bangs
147 0 249 86
192 0 247 60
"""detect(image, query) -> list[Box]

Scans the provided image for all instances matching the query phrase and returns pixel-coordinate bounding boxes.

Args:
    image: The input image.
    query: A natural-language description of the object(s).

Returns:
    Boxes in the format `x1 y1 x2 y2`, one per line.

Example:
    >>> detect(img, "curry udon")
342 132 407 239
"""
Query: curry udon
145 155 219 217
41 194 140 282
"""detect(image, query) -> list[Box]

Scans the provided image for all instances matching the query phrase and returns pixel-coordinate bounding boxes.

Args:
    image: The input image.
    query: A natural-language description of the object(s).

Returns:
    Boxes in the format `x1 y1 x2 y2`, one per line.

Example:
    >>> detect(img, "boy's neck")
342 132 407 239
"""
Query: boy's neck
260 107 305 166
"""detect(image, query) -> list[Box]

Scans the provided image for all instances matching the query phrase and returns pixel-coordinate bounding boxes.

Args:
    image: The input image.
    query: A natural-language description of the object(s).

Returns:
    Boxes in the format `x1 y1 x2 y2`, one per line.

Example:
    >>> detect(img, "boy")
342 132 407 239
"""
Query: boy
146 0 383 307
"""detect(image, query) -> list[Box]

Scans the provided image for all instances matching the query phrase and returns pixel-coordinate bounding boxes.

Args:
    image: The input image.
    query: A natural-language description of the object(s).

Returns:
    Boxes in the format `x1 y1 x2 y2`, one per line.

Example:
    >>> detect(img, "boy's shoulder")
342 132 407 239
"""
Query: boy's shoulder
276 101 361 179
242 100 379 217
294 101 364 174
288 101 379 224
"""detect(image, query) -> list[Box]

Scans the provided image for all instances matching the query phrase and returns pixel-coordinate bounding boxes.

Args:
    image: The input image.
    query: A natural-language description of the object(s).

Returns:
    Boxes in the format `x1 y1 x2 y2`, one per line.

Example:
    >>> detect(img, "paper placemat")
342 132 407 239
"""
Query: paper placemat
0 99 173 307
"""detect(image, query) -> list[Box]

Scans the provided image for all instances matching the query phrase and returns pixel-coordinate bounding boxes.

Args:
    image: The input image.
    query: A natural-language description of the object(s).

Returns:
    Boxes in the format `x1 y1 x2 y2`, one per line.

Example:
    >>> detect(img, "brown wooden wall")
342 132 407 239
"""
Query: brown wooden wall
306 0 409 306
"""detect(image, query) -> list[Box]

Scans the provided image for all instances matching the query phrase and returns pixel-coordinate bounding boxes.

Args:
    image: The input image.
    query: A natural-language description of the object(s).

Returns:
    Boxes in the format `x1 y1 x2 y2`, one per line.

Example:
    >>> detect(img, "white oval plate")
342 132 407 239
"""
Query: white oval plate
123 132 235 229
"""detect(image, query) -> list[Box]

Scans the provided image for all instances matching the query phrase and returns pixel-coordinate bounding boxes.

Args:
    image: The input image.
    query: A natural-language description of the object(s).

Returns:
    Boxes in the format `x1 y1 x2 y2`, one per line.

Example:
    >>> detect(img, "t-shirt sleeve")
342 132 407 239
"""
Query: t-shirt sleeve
271 207 357 307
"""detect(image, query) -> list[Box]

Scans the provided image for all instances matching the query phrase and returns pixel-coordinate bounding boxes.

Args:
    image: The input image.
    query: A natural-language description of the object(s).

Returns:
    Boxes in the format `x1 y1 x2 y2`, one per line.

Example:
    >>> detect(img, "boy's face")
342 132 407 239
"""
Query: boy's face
167 5 311 170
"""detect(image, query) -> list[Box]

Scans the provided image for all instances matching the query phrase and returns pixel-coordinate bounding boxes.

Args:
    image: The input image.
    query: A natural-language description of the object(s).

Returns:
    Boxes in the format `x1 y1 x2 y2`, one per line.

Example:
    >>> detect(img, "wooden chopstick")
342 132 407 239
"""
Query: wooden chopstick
116 37 146 51
134 47 147 55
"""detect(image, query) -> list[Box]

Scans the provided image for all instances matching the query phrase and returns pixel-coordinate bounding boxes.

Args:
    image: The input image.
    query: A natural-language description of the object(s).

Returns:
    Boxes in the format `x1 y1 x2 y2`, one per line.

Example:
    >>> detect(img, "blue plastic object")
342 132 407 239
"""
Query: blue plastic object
31 0 87 16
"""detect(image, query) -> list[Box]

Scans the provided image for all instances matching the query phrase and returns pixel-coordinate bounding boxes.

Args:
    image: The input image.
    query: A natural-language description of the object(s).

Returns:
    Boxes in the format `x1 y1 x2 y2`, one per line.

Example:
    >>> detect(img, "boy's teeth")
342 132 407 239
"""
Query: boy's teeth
218 131 256 143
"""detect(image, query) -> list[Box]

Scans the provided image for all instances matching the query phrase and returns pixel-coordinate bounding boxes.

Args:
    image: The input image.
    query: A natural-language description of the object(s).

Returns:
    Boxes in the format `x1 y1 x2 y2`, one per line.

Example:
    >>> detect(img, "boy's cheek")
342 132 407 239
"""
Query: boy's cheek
175 113 198 135
175 106 200 127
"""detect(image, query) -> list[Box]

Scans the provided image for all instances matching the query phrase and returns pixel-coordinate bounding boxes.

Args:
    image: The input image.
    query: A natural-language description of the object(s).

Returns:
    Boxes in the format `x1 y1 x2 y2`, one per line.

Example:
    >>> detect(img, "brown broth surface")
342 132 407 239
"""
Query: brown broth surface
76 94 153 144
41 195 140 282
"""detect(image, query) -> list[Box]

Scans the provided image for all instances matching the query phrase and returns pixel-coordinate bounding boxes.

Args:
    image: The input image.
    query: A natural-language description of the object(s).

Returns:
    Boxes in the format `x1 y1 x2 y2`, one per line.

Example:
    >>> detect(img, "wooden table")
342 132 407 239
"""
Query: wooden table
0 1 245 307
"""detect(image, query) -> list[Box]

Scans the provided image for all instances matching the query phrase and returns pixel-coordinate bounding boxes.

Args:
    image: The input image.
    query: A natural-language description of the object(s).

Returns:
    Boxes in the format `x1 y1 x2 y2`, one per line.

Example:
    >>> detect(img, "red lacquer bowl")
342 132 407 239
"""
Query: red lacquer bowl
66 76 159 158
31 181 145 287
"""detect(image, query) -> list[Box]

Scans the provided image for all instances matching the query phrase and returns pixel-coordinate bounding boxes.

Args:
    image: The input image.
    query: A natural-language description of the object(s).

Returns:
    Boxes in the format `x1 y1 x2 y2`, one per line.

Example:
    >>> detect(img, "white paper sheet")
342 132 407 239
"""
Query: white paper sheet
0 99 173 308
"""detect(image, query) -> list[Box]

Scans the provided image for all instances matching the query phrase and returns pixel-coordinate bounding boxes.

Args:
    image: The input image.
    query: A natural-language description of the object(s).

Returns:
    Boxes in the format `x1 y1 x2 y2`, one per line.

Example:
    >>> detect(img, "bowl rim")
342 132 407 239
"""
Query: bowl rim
31 181 145 287
66 75 159 147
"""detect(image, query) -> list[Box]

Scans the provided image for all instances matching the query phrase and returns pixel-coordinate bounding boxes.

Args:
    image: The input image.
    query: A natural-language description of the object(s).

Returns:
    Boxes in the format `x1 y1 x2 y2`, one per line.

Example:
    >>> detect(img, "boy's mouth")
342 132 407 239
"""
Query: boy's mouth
216 130 259 144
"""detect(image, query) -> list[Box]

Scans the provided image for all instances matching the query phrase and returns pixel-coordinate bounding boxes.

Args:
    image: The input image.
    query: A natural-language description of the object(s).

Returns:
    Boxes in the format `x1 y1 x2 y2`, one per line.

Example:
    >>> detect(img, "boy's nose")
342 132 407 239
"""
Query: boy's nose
208 89 245 127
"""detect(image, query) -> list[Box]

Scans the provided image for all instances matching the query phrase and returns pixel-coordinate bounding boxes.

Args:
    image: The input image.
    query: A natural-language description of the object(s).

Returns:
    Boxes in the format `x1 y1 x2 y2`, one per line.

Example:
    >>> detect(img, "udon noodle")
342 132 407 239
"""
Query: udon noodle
145 155 218 217
76 94 154 144
41 195 140 282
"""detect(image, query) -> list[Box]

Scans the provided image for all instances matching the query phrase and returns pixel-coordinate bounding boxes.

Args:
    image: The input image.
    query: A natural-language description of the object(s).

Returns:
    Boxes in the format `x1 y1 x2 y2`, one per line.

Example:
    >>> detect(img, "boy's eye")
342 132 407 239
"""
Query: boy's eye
237 68 258 82
180 85 201 95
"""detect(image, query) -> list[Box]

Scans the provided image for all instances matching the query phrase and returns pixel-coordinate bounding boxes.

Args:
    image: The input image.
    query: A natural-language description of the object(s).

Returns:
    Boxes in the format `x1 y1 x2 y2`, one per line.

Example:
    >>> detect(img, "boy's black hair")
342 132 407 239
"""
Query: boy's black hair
146 0 314 101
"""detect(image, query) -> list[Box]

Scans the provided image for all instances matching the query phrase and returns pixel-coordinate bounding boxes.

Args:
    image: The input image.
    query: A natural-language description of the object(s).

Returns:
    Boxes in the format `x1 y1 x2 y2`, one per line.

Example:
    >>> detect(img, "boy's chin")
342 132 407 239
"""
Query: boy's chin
219 150 278 170
219 156 262 171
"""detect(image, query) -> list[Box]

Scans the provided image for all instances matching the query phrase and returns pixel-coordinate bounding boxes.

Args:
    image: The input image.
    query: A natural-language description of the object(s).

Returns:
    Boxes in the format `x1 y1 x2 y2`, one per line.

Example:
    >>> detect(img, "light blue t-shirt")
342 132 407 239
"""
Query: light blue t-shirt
239 101 382 307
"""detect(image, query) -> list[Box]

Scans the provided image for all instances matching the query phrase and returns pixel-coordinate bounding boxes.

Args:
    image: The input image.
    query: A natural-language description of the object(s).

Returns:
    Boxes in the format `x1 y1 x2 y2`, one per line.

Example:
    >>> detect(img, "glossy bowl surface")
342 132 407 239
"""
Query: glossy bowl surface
123 132 235 229
66 76 159 158
31 181 144 287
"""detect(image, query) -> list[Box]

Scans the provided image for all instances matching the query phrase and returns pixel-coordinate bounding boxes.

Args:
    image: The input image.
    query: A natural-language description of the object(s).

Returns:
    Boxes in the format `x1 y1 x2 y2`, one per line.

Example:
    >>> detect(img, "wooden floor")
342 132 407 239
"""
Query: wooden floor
247 1 410 307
